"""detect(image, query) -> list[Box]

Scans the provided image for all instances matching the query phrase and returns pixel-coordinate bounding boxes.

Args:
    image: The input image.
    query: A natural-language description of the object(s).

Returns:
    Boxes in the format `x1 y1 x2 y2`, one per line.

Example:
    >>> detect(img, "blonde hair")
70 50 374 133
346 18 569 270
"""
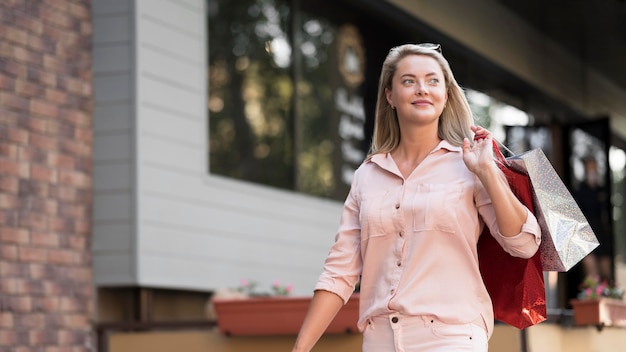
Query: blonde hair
369 44 474 156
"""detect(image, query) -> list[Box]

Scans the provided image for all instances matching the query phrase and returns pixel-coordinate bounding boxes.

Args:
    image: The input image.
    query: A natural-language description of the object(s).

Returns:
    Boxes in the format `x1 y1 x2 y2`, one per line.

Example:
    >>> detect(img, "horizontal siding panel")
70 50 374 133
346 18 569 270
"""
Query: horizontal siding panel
140 135 203 172
140 106 202 144
138 252 322 295
94 133 132 161
140 50 202 90
94 103 132 132
94 73 133 103
93 254 135 286
93 223 134 251
93 44 132 73
93 16 132 44
139 225 326 265
139 191 337 248
138 0 203 36
93 0 130 15
138 16 202 60
94 162 132 191
94 193 133 222
139 165 342 232
138 75 202 117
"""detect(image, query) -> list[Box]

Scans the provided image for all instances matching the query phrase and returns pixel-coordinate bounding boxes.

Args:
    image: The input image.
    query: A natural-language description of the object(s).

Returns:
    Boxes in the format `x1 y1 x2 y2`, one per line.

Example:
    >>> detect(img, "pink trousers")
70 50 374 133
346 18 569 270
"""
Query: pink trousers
362 314 488 352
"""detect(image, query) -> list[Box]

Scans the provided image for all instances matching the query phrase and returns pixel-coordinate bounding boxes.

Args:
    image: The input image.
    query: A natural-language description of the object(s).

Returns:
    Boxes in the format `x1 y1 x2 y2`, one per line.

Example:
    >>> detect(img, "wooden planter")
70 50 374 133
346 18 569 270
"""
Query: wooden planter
570 298 626 329
212 294 359 336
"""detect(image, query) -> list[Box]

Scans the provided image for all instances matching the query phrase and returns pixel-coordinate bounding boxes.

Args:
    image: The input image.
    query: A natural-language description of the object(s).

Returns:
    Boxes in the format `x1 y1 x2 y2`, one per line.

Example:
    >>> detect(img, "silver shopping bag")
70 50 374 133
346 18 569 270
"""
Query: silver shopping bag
507 148 600 271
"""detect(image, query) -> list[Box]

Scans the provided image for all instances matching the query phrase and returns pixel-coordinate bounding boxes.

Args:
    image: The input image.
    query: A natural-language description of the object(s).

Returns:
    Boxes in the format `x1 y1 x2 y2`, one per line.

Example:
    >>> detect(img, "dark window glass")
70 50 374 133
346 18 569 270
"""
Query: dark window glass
208 0 295 190
208 0 376 200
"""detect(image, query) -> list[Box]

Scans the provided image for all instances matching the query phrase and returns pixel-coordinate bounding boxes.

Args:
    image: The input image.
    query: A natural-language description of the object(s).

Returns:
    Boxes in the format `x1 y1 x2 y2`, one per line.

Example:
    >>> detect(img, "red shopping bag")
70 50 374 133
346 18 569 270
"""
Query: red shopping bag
477 140 546 329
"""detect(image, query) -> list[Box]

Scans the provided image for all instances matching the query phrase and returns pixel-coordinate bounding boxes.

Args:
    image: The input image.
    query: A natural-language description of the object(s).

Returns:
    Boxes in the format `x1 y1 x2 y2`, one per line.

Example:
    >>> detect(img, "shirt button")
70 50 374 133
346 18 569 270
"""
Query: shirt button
391 317 399 323
397 261 401 267
390 289 395 294
395 203 400 209
399 231 404 237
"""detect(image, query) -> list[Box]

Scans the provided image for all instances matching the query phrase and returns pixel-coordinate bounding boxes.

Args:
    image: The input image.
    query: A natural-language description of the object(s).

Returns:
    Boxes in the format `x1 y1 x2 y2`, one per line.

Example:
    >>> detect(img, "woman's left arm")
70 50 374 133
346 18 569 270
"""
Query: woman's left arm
462 126 528 237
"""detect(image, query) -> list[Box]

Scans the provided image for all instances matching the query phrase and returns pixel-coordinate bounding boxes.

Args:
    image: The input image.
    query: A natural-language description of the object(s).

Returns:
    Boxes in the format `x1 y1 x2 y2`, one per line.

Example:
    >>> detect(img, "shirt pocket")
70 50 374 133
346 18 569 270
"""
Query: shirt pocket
359 189 392 240
412 183 463 234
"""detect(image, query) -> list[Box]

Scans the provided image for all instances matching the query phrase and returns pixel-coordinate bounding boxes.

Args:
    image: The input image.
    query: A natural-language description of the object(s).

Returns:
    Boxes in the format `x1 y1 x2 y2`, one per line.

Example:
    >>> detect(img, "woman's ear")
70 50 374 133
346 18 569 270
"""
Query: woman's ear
385 88 393 108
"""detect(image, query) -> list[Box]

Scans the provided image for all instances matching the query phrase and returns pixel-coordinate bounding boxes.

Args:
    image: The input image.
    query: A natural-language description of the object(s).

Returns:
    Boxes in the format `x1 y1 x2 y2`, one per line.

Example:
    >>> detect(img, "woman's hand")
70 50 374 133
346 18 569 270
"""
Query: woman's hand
462 125 496 177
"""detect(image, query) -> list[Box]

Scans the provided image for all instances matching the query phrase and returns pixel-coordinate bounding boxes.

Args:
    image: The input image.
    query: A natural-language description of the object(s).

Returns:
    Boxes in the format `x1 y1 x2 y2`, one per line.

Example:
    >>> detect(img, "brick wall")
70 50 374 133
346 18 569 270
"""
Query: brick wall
0 0 94 351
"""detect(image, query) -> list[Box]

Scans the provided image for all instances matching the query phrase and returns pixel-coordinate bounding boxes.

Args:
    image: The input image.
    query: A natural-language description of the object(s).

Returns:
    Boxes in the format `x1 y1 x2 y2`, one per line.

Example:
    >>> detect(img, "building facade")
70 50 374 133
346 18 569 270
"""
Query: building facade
2 0 626 350
0 0 94 350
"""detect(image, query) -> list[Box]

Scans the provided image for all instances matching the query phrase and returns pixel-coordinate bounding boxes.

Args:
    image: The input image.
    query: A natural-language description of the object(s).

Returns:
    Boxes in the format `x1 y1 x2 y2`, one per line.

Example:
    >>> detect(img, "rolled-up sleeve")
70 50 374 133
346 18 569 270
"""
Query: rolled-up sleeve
492 208 541 258
314 172 363 304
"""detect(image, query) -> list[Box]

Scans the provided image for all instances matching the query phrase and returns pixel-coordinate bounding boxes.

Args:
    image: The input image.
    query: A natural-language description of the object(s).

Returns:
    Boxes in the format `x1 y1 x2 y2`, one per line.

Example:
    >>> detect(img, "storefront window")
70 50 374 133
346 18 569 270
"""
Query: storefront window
208 0 295 191
208 0 374 200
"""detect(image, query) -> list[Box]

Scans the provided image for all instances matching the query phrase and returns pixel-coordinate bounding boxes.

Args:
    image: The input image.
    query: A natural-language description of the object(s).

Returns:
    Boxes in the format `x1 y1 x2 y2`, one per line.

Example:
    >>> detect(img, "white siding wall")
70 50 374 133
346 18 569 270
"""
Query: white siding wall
92 0 136 285
132 0 342 295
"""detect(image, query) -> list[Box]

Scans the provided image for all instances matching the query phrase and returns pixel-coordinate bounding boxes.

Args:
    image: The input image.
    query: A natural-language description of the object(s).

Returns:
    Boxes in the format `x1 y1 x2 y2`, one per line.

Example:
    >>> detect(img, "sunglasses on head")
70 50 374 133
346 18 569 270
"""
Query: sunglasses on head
416 43 442 53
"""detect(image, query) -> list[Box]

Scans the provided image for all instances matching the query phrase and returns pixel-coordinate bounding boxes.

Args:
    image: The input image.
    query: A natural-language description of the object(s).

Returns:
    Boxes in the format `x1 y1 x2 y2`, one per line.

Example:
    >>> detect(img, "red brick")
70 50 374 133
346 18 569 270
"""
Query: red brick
1 27 28 46
42 54 62 72
18 246 48 263
47 249 78 265
42 281 62 296
31 164 57 183
29 264 47 280
16 314 45 330
58 170 88 188
6 296 32 312
0 312 14 328
0 142 19 158
44 89 67 105
19 213 48 231
0 278 28 294
0 73 15 90
0 330 17 345
0 159 29 178
0 261 28 277
0 194 18 209
6 127 29 144
0 244 18 260
31 232 59 248
0 92 29 111
35 297 60 312
29 133 57 150
0 228 30 244
29 99 58 118
0 60 28 77
0 175 19 194
15 79 44 98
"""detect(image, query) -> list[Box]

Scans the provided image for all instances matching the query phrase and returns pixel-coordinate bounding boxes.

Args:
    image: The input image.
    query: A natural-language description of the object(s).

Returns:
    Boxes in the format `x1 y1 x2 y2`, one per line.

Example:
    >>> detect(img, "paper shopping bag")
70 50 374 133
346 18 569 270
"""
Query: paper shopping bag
506 148 600 271
478 140 546 329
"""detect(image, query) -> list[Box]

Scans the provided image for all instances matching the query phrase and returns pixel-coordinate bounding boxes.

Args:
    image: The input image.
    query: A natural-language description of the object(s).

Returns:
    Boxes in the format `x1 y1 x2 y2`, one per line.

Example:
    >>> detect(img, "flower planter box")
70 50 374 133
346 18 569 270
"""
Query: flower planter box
212 294 359 336
570 298 626 329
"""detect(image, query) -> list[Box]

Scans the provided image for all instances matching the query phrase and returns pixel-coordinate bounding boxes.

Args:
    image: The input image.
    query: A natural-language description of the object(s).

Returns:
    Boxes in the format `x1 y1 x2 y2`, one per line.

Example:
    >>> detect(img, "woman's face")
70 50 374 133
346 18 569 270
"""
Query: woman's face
385 54 448 127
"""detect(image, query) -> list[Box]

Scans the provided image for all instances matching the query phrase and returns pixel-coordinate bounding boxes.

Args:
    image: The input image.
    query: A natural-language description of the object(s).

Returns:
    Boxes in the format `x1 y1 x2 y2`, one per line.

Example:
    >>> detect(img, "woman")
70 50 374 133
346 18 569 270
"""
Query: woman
292 43 541 352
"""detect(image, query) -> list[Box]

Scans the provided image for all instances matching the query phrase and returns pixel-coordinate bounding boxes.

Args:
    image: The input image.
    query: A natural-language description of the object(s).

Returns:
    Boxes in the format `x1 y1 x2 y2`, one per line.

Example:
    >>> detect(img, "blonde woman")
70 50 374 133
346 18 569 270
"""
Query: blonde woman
292 43 541 352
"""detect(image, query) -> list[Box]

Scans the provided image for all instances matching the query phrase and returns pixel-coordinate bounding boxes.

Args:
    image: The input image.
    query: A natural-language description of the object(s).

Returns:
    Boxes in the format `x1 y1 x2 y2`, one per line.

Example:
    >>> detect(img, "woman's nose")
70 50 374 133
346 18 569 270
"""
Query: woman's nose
416 83 428 95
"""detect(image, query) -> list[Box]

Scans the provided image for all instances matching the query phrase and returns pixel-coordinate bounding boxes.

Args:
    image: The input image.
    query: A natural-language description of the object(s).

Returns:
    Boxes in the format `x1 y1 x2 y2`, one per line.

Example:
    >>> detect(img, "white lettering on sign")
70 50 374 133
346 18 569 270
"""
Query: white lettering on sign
335 87 365 185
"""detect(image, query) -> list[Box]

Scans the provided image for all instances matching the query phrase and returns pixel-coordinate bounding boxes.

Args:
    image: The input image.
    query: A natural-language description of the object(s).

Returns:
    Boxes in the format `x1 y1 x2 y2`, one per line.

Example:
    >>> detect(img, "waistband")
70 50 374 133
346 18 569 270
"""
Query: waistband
367 313 487 332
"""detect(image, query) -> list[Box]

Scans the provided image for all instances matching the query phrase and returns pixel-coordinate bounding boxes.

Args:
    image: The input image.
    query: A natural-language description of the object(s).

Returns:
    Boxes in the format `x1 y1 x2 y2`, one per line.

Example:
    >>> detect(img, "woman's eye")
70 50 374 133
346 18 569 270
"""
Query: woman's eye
428 78 440 85
402 79 415 85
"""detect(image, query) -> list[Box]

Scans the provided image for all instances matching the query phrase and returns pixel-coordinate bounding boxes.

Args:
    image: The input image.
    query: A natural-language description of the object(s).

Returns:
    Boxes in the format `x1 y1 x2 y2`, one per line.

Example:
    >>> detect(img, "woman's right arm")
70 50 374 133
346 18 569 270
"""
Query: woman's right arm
291 290 344 352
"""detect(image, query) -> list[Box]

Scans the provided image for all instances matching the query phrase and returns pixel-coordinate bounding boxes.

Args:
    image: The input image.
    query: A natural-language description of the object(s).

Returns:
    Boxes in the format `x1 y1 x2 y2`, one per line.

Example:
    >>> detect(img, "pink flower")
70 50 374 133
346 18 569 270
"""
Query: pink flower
286 284 293 293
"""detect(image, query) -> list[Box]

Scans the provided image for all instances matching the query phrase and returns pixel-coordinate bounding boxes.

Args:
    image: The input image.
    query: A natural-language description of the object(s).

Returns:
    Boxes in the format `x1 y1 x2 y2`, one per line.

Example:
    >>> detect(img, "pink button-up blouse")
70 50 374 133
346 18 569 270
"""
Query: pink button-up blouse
314 140 541 338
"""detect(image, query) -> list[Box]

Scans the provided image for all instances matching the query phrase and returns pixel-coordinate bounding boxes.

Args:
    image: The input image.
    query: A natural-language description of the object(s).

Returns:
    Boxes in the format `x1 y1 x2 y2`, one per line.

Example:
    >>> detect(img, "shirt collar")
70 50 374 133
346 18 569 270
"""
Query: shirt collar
368 139 462 168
